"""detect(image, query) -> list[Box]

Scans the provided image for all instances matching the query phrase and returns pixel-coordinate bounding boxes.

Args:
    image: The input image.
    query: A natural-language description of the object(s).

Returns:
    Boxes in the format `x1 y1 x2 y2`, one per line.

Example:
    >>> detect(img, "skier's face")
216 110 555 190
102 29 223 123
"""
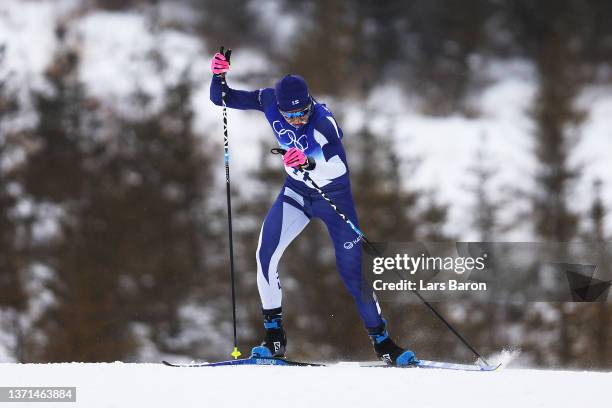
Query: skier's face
280 102 312 128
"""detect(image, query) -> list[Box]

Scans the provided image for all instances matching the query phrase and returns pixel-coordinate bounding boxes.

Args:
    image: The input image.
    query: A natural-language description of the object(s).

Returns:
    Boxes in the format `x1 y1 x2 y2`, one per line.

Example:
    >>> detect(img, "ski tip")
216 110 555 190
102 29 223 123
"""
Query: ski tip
478 363 502 371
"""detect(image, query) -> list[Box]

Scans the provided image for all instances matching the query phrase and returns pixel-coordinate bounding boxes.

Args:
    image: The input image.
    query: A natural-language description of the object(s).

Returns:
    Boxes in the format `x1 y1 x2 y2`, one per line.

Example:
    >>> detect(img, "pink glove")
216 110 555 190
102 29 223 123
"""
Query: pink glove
283 147 307 168
211 52 229 75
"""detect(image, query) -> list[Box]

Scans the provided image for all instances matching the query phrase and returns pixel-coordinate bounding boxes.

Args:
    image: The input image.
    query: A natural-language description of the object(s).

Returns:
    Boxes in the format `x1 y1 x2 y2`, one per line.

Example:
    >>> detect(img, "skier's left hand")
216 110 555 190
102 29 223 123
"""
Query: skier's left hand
283 147 308 168
211 52 230 75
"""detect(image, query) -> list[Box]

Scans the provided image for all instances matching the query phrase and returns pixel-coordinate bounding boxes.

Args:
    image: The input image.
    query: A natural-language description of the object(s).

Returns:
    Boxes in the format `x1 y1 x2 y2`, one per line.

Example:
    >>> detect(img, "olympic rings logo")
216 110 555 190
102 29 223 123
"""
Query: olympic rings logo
272 121 308 151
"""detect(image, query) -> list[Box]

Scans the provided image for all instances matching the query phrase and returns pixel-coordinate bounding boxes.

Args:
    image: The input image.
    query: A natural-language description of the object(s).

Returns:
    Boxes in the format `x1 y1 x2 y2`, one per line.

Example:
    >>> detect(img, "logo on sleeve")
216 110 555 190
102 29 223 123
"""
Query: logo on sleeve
343 235 362 249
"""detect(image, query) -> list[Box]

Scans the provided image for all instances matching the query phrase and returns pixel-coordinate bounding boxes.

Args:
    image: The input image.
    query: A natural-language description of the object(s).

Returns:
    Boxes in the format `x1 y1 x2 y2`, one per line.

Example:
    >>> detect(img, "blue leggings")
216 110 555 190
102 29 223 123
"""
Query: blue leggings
256 182 384 329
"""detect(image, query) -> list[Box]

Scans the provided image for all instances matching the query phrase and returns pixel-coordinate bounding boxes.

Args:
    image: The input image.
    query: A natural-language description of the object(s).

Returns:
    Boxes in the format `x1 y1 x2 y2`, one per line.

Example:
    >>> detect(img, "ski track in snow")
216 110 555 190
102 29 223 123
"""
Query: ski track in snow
0 363 609 407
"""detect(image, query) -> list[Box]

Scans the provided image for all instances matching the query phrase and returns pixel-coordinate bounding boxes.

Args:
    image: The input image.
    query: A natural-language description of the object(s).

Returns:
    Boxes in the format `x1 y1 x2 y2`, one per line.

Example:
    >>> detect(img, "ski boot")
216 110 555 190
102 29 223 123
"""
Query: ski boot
368 322 418 367
250 313 286 358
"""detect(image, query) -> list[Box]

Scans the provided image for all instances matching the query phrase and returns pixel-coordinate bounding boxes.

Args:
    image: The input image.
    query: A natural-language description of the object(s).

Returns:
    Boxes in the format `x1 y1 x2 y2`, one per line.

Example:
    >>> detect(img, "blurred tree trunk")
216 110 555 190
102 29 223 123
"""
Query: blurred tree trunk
467 135 505 354
528 19 585 368
588 180 610 369
0 48 24 311
0 44 28 362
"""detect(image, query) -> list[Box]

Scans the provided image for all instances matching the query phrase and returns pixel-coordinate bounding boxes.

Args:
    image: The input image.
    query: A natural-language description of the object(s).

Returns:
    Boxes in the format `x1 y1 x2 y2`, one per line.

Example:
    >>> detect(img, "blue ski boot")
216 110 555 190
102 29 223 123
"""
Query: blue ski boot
251 313 286 358
368 323 418 366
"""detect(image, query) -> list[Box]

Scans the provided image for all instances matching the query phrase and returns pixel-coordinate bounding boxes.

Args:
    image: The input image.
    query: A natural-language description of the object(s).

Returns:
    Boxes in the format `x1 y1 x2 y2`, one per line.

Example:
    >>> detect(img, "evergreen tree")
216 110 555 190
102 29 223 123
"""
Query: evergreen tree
192 0 266 53
464 136 508 355
468 136 501 242
0 44 22 309
110 72 213 357
498 0 612 368
582 180 611 368
519 2 586 366
0 43 28 361
400 0 493 115
281 0 495 110
94 0 145 11
20 28 137 362
24 28 215 361
282 0 359 96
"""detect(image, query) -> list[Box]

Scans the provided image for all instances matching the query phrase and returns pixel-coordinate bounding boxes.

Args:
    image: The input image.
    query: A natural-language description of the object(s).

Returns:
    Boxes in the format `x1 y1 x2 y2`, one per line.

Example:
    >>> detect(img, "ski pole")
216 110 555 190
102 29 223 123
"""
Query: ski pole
219 46 241 359
270 148 489 365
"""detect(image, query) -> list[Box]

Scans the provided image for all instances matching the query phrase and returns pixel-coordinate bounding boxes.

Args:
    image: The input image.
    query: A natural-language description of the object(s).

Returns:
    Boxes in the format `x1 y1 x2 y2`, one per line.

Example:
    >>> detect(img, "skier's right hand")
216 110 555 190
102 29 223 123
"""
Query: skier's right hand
283 147 308 169
211 52 230 75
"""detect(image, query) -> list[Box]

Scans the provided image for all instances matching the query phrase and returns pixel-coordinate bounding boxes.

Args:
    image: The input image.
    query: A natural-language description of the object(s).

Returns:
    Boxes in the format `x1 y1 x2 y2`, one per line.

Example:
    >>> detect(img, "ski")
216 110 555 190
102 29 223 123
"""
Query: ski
162 357 324 367
162 357 500 371
349 360 500 371
415 359 501 371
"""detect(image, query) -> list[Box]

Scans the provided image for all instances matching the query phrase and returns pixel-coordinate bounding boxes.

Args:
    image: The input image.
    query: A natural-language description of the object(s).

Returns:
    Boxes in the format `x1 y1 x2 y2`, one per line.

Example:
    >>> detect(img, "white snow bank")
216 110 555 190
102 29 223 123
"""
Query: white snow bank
0 362 609 408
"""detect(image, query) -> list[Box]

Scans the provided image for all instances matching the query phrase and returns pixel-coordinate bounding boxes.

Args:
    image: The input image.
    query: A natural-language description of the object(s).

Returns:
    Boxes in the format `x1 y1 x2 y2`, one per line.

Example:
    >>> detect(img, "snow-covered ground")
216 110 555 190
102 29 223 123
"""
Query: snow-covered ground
0 362 609 407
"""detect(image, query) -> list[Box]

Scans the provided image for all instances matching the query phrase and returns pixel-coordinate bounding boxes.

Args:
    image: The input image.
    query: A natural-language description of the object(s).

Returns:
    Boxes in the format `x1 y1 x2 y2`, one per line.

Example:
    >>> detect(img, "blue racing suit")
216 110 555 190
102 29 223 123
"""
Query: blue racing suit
210 76 383 329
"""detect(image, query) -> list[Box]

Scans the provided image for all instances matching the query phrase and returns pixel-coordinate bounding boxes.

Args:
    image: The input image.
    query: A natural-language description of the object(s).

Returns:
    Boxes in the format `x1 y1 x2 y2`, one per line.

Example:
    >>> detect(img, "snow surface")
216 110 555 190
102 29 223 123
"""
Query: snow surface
0 362 609 408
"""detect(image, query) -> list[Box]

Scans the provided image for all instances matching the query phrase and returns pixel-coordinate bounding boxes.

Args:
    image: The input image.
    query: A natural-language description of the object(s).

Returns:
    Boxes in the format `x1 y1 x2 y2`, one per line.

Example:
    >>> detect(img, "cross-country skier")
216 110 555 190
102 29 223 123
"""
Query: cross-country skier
210 51 417 366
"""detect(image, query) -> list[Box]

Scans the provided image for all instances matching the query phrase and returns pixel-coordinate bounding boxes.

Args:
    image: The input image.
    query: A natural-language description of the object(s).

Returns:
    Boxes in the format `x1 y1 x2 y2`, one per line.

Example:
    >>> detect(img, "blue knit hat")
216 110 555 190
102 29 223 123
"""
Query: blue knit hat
275 74 310 111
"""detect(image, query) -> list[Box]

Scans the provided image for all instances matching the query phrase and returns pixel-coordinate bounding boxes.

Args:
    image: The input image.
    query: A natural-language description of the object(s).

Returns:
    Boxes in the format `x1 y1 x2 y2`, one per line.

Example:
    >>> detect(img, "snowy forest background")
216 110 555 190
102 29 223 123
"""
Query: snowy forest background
0 0 611 369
